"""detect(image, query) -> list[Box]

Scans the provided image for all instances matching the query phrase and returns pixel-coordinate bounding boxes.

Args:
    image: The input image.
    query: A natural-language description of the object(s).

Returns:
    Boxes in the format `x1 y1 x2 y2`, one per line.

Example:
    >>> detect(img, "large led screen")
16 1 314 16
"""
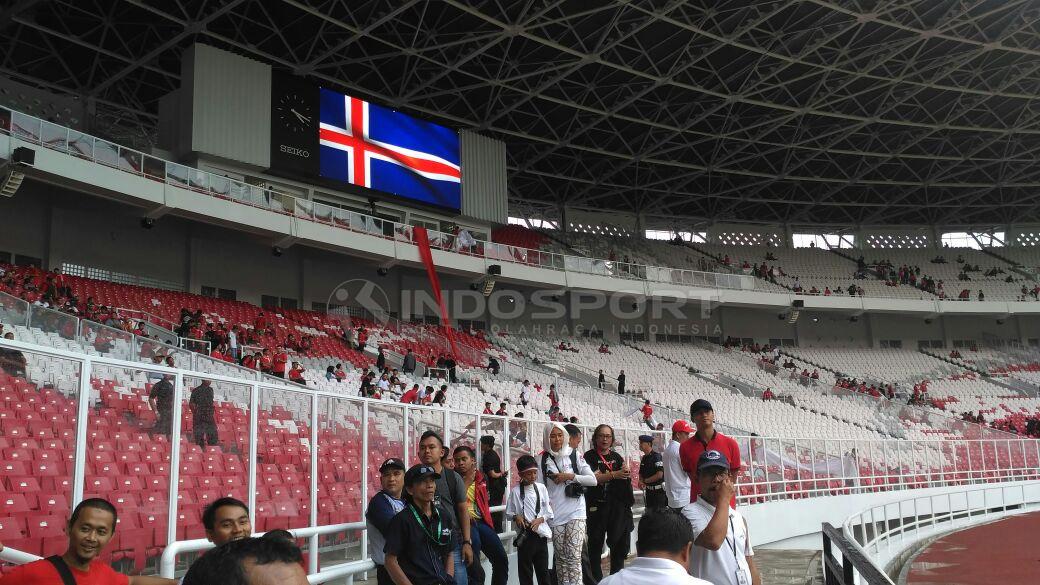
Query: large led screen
317 87 461 211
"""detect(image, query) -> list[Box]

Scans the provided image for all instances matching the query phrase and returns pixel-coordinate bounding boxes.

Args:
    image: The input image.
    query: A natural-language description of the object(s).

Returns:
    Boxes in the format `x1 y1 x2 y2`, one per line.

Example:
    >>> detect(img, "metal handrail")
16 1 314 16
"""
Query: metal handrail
821 523 894 585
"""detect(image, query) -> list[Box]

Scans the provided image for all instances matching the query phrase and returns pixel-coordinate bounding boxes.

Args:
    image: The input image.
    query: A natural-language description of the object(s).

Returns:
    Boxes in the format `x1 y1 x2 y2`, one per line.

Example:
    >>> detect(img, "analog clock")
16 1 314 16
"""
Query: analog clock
275 92 313 133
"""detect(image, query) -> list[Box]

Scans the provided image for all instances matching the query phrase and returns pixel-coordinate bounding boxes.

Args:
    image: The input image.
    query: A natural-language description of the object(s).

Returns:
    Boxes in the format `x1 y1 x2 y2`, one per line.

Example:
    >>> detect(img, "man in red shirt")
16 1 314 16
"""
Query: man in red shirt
640 400 654 429
0 498 174 585
272 349 288 379
678 399 741 508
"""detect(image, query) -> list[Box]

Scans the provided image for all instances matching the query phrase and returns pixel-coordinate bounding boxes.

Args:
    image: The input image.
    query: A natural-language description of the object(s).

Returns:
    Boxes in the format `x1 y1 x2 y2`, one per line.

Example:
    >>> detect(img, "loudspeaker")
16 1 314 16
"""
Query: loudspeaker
792 300 804 308
487 264 502 276
377 267 389 277
272 246 284 257
12 147 35 166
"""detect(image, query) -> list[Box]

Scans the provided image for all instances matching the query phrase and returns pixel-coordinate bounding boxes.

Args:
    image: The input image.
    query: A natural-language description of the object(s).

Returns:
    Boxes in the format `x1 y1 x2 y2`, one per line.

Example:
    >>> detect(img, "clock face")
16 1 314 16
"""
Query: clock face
276 93 313 133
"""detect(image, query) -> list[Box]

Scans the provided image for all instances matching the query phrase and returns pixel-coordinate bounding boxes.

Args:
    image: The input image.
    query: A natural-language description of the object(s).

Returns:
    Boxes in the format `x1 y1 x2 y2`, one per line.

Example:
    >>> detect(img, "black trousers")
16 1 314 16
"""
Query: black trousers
193 418 219 447
585 501 632 581
644 487 668 509
518 534 550 585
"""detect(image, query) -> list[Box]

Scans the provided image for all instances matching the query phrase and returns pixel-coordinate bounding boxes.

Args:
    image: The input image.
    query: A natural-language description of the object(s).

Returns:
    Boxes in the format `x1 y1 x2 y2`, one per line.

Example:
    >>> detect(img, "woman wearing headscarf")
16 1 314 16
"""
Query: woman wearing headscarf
536 423 597 585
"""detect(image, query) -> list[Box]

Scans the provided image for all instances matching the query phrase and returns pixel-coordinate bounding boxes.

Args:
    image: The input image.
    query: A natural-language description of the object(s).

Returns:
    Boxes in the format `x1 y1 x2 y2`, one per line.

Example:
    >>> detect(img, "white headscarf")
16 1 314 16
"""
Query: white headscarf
542 422 572 458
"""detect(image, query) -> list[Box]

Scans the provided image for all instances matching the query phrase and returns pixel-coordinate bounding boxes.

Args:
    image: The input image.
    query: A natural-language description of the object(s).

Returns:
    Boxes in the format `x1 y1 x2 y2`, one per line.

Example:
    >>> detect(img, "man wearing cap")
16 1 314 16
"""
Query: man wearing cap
367 458 407 585
384 464 456 585
679 400 741 509
506 454 553 585
681 451 760 585
638 435 667 508
664 420 693 509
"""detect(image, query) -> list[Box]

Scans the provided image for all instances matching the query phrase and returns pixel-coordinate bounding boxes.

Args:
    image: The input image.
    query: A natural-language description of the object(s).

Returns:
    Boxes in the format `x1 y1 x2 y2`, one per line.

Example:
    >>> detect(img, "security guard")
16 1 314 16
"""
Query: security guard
638 435 667 508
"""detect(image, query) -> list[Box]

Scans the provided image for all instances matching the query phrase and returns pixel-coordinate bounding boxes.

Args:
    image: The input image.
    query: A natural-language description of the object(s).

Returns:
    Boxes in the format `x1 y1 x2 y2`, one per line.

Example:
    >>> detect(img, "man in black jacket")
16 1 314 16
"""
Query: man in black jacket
584 424 634 580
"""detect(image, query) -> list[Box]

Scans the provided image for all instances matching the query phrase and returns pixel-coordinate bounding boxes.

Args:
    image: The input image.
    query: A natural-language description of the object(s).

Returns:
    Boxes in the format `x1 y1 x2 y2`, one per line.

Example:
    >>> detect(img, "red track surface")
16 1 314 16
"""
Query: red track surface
905 511 1040 585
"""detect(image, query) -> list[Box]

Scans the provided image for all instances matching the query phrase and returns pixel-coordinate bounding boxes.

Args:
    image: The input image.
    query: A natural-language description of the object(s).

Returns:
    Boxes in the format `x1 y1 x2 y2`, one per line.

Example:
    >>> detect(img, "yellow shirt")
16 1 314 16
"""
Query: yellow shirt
467 482 480 519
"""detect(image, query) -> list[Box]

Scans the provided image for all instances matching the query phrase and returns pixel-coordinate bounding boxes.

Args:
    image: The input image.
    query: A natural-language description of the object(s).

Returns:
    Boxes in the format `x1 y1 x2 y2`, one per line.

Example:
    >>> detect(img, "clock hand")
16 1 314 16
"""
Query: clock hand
291 108 311 124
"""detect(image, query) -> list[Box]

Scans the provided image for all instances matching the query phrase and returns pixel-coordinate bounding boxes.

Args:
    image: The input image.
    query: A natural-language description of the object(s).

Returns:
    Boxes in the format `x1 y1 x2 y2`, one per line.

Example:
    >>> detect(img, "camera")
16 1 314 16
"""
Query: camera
564 483 586 498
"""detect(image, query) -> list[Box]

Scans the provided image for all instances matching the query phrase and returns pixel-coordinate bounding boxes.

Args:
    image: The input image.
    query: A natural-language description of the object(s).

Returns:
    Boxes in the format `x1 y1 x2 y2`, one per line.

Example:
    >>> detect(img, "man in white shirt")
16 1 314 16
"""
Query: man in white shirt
520 380 532 406
600 507 711 585
681 451 762 585
664 420 693 509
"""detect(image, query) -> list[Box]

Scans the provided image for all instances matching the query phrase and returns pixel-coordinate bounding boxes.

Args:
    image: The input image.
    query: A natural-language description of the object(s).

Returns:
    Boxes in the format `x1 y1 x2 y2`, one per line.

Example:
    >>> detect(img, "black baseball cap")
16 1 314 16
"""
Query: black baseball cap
690 399 713 414
404 464 440 485
379 458 405 473
697 450 730 472
638 435 654 444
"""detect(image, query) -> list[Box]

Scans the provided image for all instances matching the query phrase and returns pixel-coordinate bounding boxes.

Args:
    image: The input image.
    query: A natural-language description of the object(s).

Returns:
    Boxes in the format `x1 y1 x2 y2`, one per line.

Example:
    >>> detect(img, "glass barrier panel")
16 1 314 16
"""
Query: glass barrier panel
177 376 253 543
369 400 405 479
79 320 134 362
316 395 364 568
67 130 93 159
166 163 190 187
256 386 313 532
85 361 168 574
40 121 68 152
210 174 231 197
318 395 364 525
143 156 166 180
229 180 251 201
28 305 78 340
11 112 41 142
118 147 143 174
0 290 30 327
135 338 191 368
449 411 479 454
94 139 121 167
0 347 81 562
195 353 257 381
187 168 208 191
408 405 446 466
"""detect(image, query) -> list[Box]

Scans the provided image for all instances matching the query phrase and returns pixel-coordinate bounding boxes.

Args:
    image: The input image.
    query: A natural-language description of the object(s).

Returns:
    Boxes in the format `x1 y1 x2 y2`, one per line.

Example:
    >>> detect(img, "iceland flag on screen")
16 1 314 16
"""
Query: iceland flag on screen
318 88 462 211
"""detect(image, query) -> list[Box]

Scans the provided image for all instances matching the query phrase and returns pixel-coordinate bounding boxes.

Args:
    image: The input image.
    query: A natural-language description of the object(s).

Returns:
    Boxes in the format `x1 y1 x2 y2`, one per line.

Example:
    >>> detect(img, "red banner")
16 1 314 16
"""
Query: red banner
413 227 459 357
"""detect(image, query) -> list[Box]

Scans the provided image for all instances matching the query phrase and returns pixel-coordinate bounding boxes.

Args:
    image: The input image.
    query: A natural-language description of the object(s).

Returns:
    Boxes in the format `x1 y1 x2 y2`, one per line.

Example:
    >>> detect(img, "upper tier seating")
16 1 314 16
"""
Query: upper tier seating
785 347 960 384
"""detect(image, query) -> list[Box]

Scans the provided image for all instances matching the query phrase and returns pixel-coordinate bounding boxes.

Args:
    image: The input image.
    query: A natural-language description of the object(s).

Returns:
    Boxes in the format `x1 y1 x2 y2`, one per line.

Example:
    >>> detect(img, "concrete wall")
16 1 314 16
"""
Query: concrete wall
0 179 1036 349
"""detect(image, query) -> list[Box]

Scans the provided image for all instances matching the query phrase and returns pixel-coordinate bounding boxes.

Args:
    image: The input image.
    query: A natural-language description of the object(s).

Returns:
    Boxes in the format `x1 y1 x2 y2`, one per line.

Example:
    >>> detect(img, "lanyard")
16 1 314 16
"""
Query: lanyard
596 450 614 471
408 503 447 546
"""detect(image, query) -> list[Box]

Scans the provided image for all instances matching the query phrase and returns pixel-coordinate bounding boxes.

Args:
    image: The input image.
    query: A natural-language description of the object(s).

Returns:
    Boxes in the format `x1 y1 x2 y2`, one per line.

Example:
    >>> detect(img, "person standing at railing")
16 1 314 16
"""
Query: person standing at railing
480 435 507 532
453 446 508 585
367 458 407 585
583 424 634 581
189 379 218 448
404 349 417 374
681 451 761 585
638 435 667 509
679 400 740 509
384 464 456 585
148 372 175 437
507 454 553 585
417 431 473 585
664 420 693 509
538 423 597 585
598 370 605 390
617 370 626 395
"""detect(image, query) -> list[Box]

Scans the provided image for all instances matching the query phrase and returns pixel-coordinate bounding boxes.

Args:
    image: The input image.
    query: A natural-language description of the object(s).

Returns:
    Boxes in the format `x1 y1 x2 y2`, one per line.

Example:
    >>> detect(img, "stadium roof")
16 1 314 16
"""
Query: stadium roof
4 0 1040 227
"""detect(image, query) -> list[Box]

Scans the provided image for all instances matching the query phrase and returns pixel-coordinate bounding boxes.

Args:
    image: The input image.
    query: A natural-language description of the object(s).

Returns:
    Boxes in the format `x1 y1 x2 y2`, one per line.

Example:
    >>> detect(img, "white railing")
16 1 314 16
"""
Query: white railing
0 335 1038 579
0 104 750 292
842 482 1040 581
